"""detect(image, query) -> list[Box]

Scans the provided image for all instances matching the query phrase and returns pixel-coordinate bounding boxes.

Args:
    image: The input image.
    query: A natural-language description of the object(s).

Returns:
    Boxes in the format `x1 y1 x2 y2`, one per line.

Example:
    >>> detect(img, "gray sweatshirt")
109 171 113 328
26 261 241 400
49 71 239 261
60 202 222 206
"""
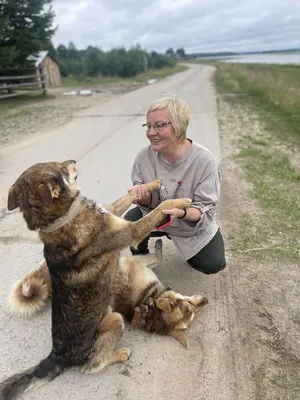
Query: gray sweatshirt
131 140 220 260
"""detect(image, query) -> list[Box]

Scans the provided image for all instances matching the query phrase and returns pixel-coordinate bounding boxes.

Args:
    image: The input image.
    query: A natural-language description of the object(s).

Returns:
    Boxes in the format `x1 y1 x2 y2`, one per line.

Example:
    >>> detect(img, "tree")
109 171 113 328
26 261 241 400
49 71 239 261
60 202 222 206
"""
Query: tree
166 47 175 58
176 48 186 59
0 0 56 68
84 46 102 77
55 44 177 79
149 51 176 69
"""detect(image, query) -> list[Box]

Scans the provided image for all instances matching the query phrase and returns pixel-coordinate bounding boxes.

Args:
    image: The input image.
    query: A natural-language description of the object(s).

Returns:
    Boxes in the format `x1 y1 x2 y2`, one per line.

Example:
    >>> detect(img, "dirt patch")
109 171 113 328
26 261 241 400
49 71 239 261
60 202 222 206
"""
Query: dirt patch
0 81 143 147
218 93 300 399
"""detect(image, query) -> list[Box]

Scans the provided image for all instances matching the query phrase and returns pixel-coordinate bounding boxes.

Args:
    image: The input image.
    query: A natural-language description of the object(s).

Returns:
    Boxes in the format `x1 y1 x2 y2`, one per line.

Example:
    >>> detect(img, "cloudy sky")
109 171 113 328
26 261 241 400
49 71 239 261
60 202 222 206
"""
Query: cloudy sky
51 0 300 54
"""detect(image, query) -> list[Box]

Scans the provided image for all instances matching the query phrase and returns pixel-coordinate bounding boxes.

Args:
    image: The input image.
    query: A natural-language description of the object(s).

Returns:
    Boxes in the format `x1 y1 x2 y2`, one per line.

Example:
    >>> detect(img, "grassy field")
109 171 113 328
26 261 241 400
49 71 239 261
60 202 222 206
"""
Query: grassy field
61 65 188 87
215 63 300 142
215 62 300 262
188 60 300 144
0 92 55 116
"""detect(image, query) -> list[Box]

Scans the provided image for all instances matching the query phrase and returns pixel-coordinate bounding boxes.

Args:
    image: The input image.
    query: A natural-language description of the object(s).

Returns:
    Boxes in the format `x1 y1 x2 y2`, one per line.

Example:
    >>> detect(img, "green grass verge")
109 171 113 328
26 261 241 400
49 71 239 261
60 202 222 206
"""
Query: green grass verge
232 143 300 261
215 62 300 261
0 92 54 115
215 63 300 144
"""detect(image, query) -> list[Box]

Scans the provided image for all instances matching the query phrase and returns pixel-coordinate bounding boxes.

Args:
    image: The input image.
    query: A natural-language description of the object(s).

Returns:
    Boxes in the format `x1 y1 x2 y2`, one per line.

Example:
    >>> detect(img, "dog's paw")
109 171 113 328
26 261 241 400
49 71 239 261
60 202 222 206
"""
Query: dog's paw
173 198 192 209
145 179 161 192
115 347 131 362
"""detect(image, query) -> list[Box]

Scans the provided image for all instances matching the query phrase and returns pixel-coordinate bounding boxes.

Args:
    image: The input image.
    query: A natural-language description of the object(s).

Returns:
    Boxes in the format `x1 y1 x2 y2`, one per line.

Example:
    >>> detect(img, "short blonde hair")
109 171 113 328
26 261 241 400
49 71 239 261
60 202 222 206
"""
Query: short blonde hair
147 94 191 141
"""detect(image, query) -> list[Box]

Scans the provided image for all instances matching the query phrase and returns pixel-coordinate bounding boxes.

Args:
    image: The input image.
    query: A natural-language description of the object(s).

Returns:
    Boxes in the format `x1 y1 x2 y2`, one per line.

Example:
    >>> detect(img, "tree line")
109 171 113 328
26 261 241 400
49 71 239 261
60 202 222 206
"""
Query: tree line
0 0 185 79
55 43 177 79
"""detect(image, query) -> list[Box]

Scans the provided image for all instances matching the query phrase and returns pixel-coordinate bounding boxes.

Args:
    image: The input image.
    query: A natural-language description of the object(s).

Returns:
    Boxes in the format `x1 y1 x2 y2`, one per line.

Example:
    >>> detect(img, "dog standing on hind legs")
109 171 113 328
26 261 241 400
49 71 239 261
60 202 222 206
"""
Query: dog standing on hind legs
0 159 192 400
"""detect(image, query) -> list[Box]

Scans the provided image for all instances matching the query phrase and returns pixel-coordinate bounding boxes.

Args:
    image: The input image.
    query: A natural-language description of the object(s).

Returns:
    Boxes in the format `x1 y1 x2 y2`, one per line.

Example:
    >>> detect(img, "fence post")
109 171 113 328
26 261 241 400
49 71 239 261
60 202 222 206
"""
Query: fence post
39 66 47 96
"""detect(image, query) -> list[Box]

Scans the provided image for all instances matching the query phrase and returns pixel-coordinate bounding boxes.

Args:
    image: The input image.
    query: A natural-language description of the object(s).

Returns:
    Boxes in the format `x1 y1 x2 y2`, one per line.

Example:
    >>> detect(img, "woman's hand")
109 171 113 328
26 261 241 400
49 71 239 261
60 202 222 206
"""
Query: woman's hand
128 184 151 205
162 207 201 221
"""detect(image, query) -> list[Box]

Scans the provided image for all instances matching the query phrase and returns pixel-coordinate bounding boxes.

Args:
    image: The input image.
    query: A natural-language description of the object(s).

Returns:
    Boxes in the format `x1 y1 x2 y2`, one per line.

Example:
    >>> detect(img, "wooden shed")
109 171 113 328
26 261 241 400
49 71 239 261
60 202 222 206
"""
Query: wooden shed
30 51 61 87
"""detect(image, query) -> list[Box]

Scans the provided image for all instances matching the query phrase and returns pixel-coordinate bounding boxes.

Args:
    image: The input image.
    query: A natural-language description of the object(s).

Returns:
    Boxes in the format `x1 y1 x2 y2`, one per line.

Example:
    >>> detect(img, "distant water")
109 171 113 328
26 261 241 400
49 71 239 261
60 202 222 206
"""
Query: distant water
221 53 300 65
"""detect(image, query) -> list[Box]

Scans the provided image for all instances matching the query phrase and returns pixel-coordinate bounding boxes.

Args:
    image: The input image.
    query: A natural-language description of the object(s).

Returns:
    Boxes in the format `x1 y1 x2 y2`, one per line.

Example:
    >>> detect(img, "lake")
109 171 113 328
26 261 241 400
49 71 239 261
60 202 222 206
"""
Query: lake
221 53 300 65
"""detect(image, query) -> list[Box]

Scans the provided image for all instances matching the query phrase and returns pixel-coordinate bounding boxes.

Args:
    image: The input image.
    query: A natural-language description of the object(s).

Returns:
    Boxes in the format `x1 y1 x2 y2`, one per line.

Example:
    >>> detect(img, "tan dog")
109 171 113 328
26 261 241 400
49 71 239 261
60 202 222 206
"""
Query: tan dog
10 239 208 349
0 160 191 400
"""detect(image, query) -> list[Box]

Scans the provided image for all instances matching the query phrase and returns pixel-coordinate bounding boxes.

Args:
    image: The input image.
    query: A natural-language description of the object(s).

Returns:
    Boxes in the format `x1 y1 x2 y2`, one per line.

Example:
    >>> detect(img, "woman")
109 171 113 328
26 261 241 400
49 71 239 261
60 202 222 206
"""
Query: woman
124 95 226 275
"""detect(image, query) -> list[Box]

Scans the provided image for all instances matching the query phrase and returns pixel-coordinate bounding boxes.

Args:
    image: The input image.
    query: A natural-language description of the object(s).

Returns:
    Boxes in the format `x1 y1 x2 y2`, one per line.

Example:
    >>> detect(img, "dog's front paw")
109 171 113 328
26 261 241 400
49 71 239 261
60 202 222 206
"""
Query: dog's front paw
145 179 161 192
162 198 191 210
173 198 192 209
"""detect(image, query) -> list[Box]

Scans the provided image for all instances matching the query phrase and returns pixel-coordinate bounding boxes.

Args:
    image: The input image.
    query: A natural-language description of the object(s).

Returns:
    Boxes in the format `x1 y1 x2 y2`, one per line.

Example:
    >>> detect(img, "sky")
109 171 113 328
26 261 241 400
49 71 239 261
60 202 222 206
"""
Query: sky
51 0 300 54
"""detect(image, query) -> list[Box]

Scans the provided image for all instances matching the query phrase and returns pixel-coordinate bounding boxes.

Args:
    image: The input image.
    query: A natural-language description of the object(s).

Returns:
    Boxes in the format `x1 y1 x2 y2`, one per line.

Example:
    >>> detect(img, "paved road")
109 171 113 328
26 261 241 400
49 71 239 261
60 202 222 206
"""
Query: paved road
0 64 245 400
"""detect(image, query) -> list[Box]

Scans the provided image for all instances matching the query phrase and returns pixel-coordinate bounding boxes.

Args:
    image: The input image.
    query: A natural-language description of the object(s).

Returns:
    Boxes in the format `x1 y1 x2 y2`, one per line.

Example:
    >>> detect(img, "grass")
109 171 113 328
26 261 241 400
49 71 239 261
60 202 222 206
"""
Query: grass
232 144 300 261
213 62 300 261
61 65 188 87
215 63 300 144
0 92 55 116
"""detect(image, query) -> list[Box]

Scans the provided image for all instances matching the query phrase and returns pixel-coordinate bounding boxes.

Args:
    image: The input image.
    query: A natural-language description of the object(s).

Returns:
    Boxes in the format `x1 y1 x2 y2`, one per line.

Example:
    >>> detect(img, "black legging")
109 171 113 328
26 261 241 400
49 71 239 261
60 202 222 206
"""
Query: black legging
124 207 226 275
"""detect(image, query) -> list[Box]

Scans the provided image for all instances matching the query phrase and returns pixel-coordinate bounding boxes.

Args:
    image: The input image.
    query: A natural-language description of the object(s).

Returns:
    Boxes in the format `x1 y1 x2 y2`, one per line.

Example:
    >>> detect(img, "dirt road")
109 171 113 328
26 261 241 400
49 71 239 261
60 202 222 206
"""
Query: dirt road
0 64 254 400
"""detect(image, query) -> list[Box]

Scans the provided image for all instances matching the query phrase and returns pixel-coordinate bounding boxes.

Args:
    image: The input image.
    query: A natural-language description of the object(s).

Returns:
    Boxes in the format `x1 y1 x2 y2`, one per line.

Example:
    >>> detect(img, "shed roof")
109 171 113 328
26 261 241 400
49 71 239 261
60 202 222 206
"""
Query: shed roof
28 51 60 67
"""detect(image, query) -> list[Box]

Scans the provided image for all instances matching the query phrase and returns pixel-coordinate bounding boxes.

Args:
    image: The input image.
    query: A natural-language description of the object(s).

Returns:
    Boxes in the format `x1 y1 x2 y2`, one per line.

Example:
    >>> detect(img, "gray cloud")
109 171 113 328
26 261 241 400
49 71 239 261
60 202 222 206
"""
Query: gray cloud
52 0 300 53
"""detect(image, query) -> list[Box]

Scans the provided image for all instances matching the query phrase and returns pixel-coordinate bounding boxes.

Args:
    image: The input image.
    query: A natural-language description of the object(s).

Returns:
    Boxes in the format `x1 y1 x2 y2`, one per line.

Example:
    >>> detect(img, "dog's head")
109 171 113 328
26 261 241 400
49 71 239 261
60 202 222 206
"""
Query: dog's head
7 160 79 230
155 290 208 349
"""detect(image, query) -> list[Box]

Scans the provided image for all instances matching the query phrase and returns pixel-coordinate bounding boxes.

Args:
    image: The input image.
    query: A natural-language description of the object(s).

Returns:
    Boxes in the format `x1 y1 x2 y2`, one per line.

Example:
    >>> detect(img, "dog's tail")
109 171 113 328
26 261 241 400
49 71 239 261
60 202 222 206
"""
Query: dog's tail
0 354 65 400
9 260 51 317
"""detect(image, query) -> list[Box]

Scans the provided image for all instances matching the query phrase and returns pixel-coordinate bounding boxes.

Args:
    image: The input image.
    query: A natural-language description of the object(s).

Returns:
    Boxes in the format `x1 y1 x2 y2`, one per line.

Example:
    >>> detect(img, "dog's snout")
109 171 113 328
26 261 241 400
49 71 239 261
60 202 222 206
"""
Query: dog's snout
202 297 208 305
71 160 76 164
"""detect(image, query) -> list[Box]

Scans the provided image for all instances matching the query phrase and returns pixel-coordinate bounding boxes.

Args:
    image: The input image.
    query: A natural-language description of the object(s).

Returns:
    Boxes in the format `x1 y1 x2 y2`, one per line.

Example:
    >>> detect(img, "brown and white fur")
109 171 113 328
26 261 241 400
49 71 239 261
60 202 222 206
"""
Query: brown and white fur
9 239 208 349
0 159 192 400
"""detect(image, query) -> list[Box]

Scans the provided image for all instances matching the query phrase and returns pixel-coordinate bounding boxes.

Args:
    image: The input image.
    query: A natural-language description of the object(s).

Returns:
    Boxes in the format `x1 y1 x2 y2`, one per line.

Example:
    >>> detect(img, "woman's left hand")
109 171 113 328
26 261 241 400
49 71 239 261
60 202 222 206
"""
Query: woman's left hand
162 208 186 219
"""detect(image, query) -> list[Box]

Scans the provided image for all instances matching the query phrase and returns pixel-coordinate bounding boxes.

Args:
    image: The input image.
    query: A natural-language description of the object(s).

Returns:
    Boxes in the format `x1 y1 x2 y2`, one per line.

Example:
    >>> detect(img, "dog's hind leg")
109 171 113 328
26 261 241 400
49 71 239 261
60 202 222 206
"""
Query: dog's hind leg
81 311 130 375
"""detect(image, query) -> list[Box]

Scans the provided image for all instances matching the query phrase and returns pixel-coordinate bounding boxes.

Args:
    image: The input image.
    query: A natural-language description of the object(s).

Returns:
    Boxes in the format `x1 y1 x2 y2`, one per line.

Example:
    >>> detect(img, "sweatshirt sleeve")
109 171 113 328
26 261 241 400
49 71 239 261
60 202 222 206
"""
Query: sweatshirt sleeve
191 160 221 214
131 158 144 186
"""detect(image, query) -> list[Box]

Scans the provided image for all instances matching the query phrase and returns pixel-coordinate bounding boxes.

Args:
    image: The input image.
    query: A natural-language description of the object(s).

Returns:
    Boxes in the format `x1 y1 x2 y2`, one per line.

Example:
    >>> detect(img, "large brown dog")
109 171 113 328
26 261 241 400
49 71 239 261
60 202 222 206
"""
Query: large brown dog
9 239 208 349
0 160 191 400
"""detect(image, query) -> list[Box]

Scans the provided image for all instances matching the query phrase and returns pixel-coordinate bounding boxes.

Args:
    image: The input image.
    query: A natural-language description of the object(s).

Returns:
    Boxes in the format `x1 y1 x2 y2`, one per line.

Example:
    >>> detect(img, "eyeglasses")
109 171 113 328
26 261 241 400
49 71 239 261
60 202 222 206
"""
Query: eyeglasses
142 121 172 132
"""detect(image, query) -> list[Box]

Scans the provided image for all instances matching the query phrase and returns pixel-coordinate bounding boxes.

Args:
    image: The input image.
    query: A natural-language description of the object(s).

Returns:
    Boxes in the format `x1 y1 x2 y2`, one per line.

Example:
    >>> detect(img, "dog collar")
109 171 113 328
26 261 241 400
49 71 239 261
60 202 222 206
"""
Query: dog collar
40 197 82 233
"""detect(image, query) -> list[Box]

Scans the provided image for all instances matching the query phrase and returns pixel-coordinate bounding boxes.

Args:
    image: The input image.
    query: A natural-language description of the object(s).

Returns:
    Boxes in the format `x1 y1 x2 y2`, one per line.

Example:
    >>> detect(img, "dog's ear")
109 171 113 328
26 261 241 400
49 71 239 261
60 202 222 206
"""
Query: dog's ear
7 184 21 211
38 184 53 207
172 329 189 349
156 297 173 313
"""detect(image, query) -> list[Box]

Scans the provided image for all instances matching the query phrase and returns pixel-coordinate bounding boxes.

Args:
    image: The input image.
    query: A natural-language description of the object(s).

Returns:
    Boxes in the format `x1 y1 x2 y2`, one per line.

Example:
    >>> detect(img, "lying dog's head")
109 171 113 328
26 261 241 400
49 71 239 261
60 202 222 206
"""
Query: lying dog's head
133 290 208 349
7 160 79 230
155 291 208 348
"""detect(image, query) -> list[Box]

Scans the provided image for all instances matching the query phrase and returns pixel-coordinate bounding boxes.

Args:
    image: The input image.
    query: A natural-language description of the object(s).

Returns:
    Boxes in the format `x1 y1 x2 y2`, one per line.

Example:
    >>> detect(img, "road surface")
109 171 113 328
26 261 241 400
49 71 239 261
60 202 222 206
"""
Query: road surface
0 64 248 400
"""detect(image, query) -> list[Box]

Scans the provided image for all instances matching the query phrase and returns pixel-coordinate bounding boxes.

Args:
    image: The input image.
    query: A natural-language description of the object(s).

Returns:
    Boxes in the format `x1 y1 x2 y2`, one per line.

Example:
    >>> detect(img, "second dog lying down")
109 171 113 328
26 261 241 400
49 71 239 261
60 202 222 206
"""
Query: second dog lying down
10 239 208 349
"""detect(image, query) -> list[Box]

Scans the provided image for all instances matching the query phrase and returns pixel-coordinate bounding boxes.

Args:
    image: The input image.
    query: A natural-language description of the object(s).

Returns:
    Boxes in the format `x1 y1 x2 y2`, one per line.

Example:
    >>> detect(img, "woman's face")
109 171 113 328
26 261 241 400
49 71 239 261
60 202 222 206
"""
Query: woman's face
145 108 178 153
